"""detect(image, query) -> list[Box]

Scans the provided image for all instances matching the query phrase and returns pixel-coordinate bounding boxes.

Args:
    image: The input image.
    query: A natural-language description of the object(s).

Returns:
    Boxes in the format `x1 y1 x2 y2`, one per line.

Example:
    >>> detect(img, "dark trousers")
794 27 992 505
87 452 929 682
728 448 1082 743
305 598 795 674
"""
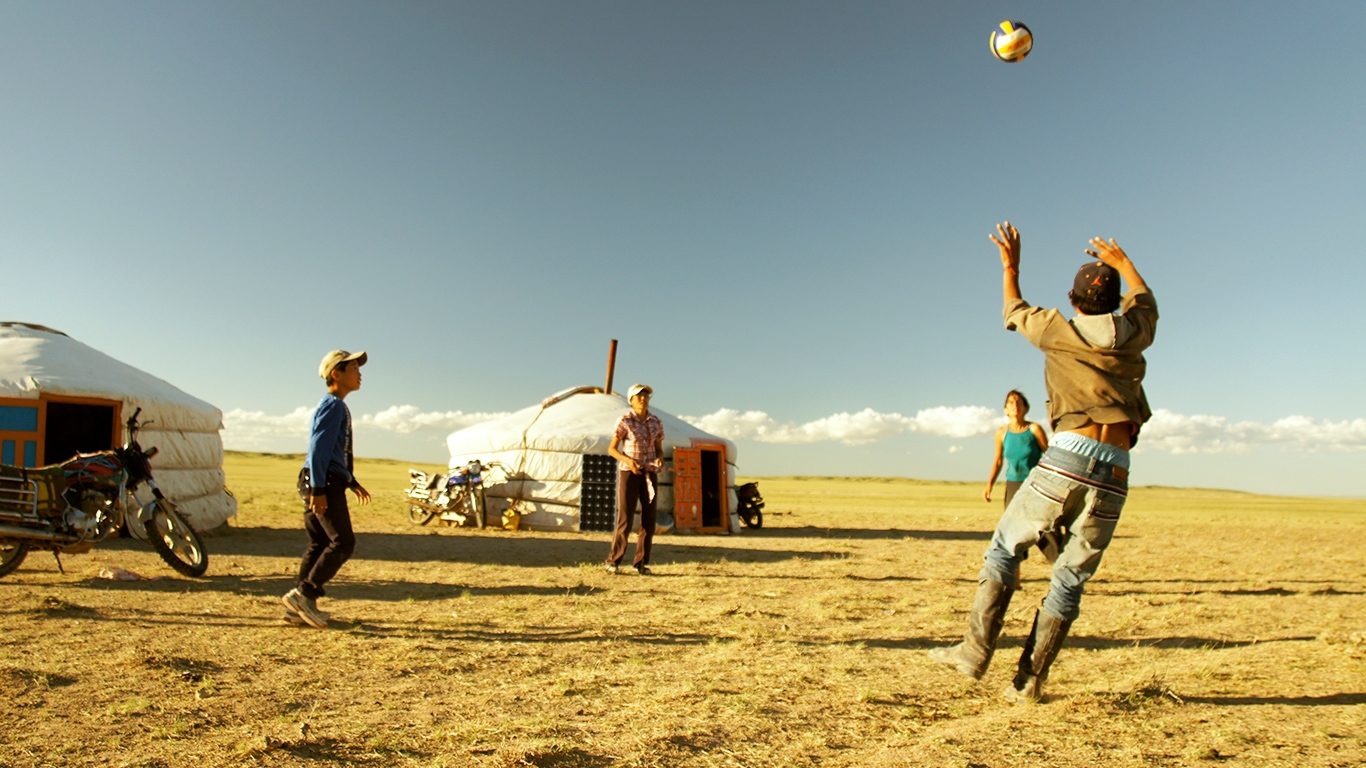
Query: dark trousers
606 471 656 567
1003 480 1024 509
297 477 356 601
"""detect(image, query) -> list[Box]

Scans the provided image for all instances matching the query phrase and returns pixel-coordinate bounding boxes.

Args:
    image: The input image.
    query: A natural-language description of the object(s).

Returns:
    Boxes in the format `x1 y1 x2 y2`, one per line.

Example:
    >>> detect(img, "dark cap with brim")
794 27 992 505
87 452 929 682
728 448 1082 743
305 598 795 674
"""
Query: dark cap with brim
1072 262 1120 306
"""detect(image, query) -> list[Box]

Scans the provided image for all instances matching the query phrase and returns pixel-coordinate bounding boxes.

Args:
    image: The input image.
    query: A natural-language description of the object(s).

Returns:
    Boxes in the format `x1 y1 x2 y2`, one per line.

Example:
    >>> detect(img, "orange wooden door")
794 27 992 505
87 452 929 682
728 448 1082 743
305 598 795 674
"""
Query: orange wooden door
673 447 702 529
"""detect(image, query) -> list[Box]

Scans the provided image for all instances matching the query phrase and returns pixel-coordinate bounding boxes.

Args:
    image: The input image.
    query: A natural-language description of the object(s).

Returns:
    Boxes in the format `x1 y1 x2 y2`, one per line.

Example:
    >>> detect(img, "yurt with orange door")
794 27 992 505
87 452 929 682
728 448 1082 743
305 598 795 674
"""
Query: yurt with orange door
445 386 741 534
0 323 236 532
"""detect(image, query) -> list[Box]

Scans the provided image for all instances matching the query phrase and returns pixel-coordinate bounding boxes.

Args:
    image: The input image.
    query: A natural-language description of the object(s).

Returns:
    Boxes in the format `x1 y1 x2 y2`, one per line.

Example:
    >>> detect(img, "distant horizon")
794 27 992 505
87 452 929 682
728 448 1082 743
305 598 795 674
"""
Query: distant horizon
223 449 1365 501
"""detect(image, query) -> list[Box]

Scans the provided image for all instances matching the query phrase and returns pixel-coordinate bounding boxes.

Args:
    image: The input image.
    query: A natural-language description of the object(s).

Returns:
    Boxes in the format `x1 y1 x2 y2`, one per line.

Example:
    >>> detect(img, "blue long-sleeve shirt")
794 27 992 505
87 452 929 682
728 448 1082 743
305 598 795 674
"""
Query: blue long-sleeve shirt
305 394 353 495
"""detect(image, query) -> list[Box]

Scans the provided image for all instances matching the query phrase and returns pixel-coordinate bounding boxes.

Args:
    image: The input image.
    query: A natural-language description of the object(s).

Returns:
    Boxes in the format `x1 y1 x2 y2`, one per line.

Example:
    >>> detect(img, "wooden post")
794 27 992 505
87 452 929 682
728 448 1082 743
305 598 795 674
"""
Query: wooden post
604 340 618 394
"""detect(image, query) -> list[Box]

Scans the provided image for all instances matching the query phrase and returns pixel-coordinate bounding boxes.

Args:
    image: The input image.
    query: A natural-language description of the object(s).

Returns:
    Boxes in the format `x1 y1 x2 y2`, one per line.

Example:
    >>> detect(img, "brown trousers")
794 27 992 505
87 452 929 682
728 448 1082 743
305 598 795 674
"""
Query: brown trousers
606 471 657 567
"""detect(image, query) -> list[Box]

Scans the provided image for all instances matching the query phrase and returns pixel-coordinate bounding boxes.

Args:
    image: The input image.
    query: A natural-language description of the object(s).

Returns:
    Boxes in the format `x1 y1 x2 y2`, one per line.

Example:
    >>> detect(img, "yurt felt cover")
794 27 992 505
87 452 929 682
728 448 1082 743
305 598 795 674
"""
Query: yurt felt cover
446 390 739 532
0 323 236 531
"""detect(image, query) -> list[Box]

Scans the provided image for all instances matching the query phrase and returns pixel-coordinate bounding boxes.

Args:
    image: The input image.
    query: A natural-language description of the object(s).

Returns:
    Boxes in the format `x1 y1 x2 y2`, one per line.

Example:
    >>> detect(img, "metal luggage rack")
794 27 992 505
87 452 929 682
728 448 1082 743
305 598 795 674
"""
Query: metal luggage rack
0 476 42 523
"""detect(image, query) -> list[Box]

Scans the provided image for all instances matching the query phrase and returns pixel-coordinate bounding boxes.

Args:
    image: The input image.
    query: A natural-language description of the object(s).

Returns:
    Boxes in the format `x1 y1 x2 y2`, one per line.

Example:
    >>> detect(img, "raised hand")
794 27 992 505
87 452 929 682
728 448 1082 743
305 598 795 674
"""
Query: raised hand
1085 237 1131 269
1085 237 1148 294
990 221 1021 274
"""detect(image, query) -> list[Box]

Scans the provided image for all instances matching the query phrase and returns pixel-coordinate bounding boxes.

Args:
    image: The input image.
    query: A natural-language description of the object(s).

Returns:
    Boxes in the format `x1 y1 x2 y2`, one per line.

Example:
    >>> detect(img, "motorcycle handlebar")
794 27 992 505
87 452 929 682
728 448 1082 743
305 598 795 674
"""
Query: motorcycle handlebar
452 460 506 477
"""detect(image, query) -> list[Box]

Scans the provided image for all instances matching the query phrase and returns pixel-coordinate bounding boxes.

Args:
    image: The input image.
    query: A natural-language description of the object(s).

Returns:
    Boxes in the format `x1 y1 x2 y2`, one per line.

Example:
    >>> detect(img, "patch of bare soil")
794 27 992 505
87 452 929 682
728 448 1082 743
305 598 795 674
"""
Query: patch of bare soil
0 456 1362 767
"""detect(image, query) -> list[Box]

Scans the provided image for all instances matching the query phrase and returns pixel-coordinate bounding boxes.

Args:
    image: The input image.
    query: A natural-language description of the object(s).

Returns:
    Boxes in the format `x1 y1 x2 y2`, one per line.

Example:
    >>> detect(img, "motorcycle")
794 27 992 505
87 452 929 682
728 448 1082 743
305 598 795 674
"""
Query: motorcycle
736 481 765 529
0 408 208 579
405 459 499 529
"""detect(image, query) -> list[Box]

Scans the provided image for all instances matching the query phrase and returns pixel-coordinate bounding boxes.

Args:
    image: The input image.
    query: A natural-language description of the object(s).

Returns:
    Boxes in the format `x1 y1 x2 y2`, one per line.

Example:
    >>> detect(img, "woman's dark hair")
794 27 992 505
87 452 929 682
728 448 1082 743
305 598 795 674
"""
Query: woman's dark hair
1005 390 1029 410
1069 289 1121 315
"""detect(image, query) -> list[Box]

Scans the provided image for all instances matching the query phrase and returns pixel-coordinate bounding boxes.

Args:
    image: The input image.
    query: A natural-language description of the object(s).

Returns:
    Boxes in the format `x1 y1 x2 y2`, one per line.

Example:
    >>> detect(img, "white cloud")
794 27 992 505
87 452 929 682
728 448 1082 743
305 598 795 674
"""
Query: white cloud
222 404 509 449
909 406 1003 439
358 405 512 434
684 409 776 441
224 403 1366 456
680 405 1002 446
222 406 313 449
684 404 1366 454
1139 409 1366 454
948 445 964 454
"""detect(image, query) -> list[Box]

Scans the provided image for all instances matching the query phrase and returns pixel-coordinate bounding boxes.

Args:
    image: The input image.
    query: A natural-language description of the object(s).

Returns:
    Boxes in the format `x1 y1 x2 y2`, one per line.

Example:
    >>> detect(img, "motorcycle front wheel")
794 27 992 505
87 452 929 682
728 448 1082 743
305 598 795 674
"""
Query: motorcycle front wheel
144 501 209 577
408 503 436 525
469 485 486 529
0 541 28 578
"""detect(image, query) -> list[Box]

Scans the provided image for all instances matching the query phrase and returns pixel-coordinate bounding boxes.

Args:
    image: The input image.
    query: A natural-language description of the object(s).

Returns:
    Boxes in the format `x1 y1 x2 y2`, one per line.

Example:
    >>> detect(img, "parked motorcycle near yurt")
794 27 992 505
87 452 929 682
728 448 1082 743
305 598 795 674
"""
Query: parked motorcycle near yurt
736 481 765 529
0 408 208 578
405 459 500 529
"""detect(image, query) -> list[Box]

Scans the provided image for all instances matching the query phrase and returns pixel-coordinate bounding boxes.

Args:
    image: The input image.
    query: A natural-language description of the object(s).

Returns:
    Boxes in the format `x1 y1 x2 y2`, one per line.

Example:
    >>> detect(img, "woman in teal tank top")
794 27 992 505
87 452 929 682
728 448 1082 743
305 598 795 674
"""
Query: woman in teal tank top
985 390 1048 508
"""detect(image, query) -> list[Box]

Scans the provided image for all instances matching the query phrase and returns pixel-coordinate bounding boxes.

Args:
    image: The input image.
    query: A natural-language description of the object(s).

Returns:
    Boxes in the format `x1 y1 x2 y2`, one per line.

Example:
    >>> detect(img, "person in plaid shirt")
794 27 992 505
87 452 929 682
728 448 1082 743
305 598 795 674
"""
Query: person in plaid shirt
605 383 665 574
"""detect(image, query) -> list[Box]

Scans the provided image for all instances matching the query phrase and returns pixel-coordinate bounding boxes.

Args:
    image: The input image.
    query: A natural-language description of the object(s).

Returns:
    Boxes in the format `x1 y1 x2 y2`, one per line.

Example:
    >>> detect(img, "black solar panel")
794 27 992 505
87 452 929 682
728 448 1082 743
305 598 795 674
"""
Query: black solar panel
579 454 617 532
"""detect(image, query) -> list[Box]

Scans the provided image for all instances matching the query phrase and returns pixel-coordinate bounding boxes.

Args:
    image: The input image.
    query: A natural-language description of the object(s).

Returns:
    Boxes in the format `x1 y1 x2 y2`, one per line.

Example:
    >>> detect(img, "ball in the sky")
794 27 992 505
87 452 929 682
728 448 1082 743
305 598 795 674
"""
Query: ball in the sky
990 20 1033 63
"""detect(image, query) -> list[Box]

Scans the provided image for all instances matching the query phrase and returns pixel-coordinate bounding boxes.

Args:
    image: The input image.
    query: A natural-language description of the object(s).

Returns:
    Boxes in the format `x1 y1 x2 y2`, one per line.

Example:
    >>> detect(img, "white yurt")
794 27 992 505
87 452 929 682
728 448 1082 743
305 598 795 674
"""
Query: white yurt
446 386 740 534
0 323 236 531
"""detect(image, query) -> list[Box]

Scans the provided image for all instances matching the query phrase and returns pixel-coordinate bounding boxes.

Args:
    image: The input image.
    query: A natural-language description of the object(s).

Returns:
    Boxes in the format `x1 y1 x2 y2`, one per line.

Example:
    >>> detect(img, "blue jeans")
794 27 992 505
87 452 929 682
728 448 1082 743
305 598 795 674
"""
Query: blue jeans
979 443 1129 621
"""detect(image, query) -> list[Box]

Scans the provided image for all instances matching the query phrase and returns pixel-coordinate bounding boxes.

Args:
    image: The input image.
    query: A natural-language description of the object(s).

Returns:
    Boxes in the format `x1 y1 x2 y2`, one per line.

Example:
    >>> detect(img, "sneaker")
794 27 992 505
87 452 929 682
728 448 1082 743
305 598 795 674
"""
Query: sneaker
634 565 653 575
603 563 620 574
283 604 330 627
282 588 329 629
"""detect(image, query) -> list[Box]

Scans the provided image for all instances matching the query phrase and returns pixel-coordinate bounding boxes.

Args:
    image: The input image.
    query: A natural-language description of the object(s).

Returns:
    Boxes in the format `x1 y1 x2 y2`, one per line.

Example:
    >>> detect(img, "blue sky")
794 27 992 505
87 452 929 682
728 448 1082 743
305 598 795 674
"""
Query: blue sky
2 2 1363 496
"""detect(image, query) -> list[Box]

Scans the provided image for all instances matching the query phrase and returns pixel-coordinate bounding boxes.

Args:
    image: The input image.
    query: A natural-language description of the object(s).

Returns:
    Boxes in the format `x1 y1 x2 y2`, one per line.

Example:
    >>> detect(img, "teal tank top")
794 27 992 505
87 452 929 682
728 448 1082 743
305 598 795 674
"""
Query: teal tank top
1003 427 1043 482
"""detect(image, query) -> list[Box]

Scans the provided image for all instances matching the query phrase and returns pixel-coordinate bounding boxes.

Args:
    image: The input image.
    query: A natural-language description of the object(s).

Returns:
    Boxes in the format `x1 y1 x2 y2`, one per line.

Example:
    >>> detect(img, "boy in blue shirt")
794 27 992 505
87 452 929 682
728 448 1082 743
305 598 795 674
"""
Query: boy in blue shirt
283 350 372 628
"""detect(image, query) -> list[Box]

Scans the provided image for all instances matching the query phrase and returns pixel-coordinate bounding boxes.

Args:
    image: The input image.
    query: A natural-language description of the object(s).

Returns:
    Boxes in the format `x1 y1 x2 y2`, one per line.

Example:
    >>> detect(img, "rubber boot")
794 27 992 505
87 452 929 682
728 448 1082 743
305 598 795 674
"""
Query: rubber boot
1003 609 1072 704
928 578 1015 680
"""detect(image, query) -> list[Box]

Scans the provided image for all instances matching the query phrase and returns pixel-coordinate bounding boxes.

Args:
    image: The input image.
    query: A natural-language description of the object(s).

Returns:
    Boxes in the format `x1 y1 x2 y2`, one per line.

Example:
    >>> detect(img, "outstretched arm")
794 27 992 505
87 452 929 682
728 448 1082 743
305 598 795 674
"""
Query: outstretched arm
984 426 1006 502
991 221 1022 303
1086 237 1148 295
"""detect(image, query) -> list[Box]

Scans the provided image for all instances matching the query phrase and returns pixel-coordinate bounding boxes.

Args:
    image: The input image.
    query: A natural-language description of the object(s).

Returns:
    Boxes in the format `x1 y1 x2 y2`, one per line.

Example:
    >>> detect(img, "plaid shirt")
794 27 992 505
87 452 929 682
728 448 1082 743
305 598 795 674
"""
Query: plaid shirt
614 411 665 471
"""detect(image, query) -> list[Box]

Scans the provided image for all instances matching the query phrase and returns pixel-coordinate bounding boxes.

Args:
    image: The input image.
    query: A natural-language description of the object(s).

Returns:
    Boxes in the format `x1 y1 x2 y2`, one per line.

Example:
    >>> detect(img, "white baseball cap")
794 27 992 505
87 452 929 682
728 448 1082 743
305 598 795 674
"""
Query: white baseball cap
319 350 368 380
627 383 653 399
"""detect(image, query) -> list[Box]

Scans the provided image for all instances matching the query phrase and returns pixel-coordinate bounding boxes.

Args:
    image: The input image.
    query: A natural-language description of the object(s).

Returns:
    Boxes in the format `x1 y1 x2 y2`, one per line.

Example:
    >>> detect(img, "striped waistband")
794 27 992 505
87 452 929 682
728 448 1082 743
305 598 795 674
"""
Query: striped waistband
1036 457 1129 497
1049 431 1131 470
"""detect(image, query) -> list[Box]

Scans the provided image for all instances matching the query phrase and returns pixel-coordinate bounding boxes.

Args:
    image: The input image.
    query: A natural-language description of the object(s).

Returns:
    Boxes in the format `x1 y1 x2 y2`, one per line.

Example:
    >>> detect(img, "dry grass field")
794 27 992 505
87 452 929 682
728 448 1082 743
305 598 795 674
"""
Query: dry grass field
2 451 1363 767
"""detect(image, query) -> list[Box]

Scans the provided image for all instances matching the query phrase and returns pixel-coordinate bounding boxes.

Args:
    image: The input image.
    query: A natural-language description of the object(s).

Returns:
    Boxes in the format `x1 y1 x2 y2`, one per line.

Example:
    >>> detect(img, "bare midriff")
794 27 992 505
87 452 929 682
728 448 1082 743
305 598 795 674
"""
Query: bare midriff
1064 421 1136 451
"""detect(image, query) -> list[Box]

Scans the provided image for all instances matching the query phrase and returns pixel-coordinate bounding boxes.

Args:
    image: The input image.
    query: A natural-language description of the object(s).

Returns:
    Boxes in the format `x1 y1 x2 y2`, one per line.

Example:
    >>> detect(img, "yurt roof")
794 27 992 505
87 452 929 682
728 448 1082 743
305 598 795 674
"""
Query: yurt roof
446 387 736 462
0 322 222 432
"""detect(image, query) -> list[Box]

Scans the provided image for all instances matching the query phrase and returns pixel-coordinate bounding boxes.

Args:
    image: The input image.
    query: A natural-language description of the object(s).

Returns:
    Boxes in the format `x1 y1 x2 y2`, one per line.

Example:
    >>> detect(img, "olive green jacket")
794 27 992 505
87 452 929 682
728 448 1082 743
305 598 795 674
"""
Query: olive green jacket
1004 288 1158 443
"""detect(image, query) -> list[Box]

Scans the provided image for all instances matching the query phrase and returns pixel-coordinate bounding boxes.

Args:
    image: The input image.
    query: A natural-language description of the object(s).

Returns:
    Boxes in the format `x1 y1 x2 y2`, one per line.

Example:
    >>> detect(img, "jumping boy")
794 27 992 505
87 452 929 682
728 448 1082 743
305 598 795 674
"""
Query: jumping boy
283 350 372 628
929 222 1158 703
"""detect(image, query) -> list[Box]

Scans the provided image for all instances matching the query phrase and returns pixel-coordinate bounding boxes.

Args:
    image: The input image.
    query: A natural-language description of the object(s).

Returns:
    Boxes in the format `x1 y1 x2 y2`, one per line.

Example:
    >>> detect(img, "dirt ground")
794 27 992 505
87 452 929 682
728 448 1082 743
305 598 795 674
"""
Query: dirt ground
1 452 1363 767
